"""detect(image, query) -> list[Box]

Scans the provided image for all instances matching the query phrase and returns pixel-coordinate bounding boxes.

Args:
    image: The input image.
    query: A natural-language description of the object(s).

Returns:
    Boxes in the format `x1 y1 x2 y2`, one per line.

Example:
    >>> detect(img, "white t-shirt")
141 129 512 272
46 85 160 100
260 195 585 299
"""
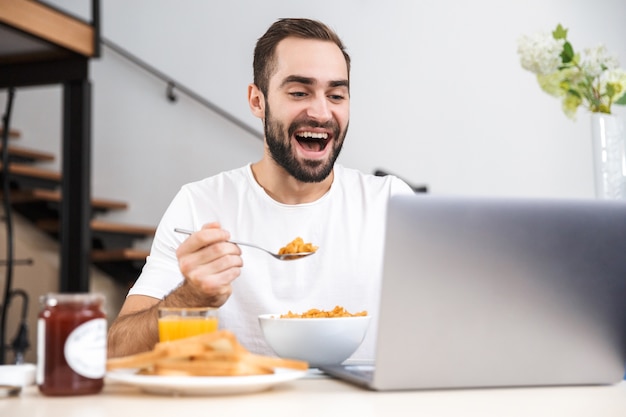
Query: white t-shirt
128 163 414 360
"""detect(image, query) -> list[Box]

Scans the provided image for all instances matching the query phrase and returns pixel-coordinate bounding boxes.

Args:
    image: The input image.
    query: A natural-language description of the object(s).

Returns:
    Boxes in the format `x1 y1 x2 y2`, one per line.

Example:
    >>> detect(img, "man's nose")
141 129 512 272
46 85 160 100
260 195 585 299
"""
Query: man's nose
306 95 332 121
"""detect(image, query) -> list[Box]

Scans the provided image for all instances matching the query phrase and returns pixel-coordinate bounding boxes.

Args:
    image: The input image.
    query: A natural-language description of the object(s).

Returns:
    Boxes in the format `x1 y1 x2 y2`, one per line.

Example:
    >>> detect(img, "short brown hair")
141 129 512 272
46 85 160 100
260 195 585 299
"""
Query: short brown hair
253 18 351 96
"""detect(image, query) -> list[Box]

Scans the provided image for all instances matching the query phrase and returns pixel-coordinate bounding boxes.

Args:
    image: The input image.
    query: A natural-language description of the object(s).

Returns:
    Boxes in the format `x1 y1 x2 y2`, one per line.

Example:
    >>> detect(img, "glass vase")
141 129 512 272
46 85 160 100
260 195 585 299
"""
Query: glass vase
590 113 626 199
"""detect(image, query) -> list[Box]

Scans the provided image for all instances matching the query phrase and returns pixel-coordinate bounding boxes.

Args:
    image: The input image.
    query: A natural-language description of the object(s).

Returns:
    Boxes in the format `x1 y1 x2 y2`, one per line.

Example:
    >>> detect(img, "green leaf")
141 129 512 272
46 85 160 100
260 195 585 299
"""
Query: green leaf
561 42 574 63
606 84 616 97
567 88 582 99
553 24 568 40
616 93 626 105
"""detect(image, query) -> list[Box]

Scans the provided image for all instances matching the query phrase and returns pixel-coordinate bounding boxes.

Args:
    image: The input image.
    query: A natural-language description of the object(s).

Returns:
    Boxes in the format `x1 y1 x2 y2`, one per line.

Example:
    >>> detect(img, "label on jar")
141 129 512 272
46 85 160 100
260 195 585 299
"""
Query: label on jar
36 318 46 385
64 318 107 379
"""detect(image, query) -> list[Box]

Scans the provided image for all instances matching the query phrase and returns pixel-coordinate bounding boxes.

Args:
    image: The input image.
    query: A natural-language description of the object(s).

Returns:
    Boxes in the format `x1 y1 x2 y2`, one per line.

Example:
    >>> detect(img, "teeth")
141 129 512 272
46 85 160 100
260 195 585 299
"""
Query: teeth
296 132 328 139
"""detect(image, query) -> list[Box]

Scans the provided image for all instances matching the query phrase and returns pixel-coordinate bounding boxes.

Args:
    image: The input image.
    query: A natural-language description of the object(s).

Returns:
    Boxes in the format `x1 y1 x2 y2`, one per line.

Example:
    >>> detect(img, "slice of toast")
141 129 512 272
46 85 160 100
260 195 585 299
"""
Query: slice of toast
106 329 309 376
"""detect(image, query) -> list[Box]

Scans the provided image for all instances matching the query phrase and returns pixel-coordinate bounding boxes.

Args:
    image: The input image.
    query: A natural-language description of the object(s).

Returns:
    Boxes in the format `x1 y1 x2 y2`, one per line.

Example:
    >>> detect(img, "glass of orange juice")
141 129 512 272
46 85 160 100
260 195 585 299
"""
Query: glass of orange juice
158 306 218 342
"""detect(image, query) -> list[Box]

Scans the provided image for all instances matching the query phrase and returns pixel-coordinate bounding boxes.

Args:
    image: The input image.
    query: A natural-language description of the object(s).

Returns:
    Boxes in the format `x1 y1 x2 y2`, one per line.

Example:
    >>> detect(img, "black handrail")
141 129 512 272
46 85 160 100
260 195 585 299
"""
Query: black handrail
92 0 101 58
101 38 263 140
374 169 428 193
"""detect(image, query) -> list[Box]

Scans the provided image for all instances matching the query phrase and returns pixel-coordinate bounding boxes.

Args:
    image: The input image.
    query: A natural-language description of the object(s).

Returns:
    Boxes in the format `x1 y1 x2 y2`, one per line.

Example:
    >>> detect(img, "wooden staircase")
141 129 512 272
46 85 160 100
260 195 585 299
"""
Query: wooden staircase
0 128 154 287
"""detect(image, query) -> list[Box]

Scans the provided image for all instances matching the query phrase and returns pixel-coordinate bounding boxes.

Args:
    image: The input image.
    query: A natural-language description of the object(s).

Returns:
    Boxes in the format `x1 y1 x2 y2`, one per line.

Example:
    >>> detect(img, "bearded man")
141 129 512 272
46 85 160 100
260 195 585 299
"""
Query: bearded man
107 18 413 360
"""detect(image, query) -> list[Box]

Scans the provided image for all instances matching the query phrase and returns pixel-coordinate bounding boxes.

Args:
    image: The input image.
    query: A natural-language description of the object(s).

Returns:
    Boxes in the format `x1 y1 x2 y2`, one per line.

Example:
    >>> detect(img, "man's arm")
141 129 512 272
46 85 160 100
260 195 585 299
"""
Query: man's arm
107 295 160 358
107 281 231 358
107 223 244 358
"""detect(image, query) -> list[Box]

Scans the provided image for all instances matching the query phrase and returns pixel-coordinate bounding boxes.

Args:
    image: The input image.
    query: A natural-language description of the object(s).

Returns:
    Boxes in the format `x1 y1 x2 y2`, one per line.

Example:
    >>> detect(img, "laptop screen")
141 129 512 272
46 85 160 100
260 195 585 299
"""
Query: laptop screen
328 194 626 391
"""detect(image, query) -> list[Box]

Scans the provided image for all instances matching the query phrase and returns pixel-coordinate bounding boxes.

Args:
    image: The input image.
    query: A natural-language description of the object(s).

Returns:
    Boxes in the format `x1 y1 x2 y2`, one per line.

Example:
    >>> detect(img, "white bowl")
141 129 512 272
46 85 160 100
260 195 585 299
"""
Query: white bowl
258 314 371 368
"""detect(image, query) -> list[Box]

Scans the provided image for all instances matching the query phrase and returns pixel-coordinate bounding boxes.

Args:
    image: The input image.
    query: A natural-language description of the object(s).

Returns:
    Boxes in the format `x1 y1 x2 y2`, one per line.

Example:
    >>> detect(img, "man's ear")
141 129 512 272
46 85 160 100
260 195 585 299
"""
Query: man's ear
248 83 265 119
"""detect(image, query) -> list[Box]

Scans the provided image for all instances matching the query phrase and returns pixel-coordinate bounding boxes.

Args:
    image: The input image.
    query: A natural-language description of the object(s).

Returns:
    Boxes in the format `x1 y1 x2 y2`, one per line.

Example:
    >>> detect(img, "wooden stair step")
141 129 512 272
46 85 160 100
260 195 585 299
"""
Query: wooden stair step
91 219 156 237
0 128 21 139
10 188 128 212
91 248 149 263
37 218 156 238
37 218 156 250
0 162 61 180
0 162 61 188
91 249 149 288
0 144 55 163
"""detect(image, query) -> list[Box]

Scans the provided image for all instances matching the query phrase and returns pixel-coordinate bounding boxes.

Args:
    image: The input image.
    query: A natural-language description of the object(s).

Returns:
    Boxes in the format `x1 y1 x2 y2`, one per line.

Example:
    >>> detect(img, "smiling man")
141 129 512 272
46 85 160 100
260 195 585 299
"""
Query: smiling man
107 18 414 360
252 37 349 188
249 25 351 203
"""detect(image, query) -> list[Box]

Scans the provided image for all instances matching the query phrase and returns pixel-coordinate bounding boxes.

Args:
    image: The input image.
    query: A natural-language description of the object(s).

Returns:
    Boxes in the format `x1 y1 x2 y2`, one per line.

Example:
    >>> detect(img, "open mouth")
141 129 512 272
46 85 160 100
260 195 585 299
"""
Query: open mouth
294 131 330 152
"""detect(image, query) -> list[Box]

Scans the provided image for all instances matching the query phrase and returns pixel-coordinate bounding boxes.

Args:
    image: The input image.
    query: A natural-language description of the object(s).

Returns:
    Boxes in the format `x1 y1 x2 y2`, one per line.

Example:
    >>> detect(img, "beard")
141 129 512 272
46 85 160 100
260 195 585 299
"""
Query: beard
264 103 348 183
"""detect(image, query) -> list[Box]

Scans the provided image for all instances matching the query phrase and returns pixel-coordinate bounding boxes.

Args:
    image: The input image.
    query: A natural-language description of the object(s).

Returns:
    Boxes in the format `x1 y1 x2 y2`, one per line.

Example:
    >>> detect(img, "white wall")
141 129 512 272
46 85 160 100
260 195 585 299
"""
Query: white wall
3 0 626 229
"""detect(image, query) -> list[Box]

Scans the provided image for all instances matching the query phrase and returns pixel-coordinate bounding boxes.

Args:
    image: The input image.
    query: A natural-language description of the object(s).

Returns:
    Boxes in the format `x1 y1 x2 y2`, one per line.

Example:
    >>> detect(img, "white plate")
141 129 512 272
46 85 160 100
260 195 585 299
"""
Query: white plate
106 368 307 396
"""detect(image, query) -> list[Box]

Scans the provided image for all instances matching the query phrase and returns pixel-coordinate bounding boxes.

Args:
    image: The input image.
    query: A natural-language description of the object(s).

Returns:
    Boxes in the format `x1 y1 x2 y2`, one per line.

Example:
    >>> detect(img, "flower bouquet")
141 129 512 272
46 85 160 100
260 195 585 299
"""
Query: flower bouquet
517 24 626 120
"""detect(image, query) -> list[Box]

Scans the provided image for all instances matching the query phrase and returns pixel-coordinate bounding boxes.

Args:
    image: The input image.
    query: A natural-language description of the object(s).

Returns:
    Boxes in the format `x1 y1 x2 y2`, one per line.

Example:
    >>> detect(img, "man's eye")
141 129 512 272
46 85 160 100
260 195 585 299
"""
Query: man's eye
329 94 345 101
289 92 307 98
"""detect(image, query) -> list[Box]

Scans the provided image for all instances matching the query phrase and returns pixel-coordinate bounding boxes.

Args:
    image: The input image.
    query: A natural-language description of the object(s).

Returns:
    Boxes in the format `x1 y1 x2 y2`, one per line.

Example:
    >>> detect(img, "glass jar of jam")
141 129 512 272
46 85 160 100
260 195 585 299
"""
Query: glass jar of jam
36 293 107 396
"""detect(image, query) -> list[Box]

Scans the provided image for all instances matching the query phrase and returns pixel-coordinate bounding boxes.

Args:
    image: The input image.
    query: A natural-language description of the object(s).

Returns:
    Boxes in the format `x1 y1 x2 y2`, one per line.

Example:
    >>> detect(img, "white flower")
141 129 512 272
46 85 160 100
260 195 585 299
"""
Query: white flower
517 32 565 75
581 44 620 77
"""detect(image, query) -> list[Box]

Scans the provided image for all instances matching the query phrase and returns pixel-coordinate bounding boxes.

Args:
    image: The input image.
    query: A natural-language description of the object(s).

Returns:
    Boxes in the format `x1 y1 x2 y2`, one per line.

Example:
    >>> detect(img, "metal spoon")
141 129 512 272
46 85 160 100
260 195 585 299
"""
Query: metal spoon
174 228 316 261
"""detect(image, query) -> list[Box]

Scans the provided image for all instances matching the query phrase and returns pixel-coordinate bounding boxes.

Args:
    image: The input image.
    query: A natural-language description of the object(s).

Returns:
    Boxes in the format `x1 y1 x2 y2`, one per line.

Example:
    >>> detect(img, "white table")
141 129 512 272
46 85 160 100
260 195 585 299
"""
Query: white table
2 375 626 417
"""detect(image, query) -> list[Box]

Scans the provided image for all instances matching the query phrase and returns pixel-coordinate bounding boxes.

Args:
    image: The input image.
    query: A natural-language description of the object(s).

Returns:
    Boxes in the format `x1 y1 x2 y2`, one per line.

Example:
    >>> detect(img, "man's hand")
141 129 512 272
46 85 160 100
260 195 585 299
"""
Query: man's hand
175 222 243 307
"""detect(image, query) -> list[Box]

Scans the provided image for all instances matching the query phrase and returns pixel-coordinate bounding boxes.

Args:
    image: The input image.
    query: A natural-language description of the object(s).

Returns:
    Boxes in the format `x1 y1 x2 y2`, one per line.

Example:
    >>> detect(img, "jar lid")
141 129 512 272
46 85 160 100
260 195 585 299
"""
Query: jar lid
40 293 104 307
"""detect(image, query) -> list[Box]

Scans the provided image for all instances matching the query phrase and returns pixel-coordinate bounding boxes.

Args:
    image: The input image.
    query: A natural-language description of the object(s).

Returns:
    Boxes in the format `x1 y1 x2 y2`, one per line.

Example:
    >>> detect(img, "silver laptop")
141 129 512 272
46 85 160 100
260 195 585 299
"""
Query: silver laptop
321 194 626 390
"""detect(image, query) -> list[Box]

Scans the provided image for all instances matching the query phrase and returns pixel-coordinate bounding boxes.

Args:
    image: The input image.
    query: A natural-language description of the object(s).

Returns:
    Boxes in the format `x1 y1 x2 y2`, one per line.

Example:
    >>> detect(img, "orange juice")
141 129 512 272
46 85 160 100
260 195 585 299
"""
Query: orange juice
157 307 218 342
158 316 218 341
